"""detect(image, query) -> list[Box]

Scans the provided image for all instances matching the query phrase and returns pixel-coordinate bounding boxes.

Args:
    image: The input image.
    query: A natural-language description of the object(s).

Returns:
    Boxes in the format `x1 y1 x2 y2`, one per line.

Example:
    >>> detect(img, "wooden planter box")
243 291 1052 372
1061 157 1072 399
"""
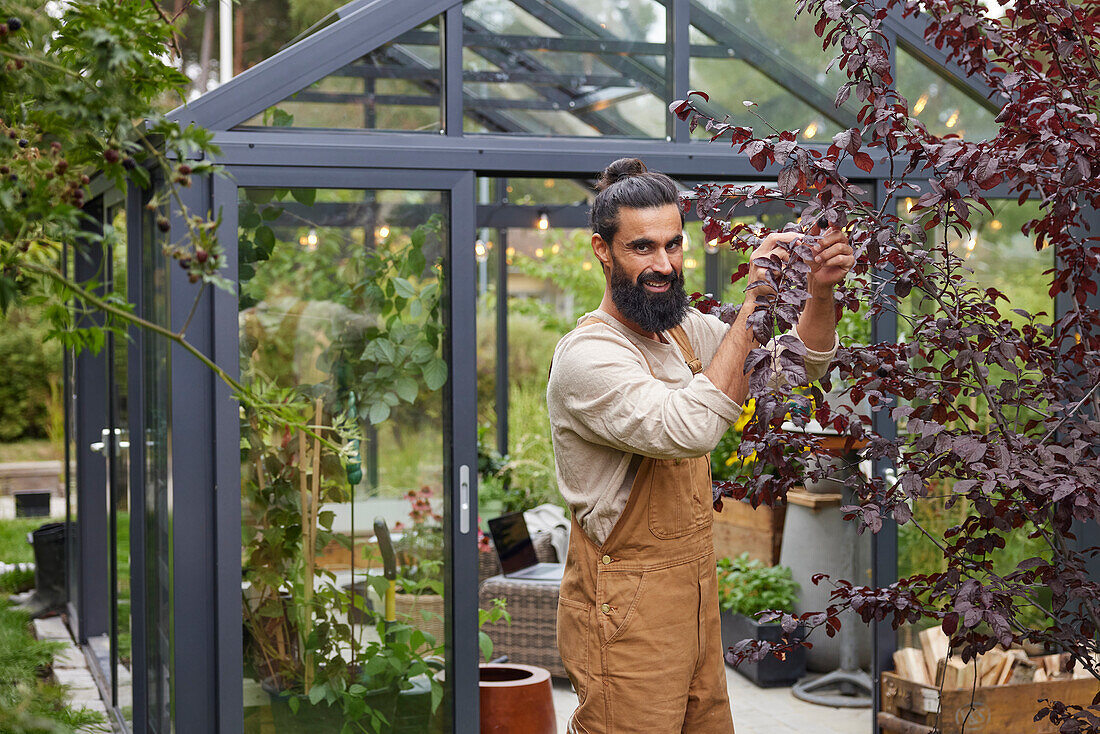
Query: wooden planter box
879 671 1100 734
720 611 806 687
712 491 786 566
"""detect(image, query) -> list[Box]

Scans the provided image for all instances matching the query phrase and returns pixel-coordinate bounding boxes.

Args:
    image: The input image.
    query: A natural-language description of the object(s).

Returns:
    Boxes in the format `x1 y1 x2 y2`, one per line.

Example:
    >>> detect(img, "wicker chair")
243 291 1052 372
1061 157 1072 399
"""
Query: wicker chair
478 531 567 678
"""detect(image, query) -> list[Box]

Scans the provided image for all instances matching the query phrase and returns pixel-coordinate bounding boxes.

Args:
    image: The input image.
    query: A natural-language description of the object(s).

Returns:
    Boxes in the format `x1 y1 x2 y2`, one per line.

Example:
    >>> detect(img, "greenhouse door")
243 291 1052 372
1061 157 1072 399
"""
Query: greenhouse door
221 167 479 734
67 191 136 733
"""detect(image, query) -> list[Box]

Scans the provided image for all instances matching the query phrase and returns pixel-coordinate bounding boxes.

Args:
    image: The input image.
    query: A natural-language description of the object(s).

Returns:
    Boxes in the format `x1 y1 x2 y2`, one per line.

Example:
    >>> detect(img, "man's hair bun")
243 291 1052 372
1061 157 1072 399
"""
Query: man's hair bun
595 158 648 193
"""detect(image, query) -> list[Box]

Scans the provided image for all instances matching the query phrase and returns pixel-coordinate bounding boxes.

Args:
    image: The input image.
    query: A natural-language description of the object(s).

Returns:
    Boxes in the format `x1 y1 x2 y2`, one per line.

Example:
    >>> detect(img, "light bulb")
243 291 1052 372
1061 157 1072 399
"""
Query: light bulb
377 225 390 239
803 121 818 139
537 210 549 231
705 239 719 255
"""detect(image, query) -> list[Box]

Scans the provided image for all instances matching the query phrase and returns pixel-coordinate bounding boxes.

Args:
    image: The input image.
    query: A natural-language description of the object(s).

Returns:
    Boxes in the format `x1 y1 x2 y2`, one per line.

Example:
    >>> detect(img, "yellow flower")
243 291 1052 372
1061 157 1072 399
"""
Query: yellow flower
733 399 755 432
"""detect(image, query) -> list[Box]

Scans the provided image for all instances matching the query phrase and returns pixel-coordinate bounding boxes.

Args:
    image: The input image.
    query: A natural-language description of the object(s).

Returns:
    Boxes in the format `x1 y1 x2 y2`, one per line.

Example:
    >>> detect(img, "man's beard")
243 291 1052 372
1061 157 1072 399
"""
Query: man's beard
609 256 689 334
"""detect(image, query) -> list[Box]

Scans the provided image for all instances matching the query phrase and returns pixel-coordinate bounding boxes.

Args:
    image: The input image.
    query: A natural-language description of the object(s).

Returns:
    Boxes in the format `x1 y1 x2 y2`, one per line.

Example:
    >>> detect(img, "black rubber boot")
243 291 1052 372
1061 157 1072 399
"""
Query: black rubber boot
15 523 66 619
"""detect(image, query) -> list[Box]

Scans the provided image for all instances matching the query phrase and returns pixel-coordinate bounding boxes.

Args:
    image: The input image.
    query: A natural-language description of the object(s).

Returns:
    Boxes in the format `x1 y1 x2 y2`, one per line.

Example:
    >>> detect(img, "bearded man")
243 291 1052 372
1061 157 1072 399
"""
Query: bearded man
546 158 854 733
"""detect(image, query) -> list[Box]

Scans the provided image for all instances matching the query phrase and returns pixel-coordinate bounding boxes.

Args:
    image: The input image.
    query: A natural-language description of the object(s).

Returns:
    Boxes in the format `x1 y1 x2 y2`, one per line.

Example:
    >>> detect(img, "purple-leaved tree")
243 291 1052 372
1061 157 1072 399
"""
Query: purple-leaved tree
673 0 1100 727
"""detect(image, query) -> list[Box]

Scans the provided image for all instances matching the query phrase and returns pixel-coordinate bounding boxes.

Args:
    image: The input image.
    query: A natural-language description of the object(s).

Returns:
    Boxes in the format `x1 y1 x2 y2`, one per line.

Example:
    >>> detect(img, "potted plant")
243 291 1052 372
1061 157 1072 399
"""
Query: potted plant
387 486 445 647
717 553 806 687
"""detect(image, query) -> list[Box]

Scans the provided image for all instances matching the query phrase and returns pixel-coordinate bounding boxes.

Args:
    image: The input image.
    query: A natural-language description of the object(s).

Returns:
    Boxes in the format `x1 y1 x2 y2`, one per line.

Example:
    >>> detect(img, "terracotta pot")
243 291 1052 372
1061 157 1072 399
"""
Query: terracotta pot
479 663 556 734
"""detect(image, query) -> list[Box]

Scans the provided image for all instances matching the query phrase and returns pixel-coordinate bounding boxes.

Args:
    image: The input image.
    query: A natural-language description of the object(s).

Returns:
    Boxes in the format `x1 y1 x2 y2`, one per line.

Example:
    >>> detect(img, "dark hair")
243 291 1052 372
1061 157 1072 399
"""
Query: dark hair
590 158 682 245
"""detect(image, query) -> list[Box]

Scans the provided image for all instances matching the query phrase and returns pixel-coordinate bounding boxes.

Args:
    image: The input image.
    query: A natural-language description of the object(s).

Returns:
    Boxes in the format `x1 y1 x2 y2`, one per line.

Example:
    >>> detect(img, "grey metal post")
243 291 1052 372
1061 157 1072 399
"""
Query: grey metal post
168 177 219 733
447 171 480 734
495 178 509 457
870 178 899 732
444 4 464 136
667 0 690 142
73 197 110 644
211 172 244 733
126 180 149 734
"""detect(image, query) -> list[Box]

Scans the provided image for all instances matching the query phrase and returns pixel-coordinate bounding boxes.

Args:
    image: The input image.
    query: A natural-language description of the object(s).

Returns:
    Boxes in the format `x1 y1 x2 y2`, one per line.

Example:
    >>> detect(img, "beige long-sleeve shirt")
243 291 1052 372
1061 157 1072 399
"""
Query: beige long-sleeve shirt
547 307 838 544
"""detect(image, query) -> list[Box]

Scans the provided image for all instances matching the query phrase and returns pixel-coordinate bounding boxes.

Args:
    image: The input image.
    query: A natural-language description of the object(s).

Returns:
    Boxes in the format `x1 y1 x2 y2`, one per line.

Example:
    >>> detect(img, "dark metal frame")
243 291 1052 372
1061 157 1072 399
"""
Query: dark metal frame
58 1 1035 732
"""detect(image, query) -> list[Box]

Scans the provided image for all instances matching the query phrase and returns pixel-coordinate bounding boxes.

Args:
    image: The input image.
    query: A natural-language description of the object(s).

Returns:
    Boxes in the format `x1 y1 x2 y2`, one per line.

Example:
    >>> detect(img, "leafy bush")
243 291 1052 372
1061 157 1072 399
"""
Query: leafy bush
716 553 800 618
0 310 61 443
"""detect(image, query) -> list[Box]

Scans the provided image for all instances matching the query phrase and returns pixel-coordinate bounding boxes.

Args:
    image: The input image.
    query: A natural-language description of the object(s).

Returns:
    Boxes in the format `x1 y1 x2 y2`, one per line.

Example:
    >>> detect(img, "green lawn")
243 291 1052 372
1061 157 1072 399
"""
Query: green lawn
0 439 63 463
0 518 43 565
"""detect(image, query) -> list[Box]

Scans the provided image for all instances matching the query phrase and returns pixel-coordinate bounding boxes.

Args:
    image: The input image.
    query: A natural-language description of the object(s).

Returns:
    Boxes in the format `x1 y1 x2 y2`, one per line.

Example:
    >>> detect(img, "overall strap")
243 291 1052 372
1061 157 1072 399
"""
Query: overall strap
665 324 703 375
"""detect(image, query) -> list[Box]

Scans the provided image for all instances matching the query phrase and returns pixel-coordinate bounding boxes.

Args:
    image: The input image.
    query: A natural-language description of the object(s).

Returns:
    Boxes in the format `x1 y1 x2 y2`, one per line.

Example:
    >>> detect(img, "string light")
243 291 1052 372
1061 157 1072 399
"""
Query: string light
913 93 929 115
377 225 390 239
705 239 719 255
299 228 318 249
989 219 1003 230
966 234 977 252
684 257 698 269
551 243 560 255
537 210 549 231
582 261 592 271
535 247 544 258
803 121 819 139
475 239 488 263
945 110 959 128
905 197 915 213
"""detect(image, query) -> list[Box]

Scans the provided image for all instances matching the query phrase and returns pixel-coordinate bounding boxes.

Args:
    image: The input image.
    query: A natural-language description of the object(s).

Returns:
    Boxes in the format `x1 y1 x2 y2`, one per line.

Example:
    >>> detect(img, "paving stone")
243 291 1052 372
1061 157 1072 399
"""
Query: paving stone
32 616 71 641
53 644 86 669
53 667 98 692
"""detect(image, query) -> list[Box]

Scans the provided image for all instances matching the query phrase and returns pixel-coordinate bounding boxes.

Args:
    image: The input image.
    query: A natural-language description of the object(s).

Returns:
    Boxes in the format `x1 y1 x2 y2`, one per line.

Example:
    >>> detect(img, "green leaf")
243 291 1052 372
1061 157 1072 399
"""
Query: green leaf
309 684 327 706
410 343 435 365
260 206 284 221
422 358 447 391
479 630 493 662
407 247 427 276
368 402 391 425
394 377 419 403
410 228 426 250
392 277 417 299
255 226 276 256
288 696 300 714
291 188 317 206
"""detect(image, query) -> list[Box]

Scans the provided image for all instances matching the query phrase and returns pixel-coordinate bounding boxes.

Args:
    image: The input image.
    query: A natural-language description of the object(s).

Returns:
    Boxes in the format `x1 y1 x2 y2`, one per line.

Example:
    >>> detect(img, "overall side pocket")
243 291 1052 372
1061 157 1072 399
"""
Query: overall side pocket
557 597 591 703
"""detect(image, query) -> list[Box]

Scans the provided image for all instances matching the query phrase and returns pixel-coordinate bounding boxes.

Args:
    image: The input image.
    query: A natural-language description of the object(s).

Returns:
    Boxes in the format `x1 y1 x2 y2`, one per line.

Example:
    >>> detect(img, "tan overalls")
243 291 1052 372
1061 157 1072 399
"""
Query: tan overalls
555 321 736 734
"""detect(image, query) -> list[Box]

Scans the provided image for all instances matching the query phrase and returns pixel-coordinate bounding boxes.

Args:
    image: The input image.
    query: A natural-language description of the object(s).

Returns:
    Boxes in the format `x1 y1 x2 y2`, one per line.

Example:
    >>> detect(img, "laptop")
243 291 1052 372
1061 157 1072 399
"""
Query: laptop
487 512 564 581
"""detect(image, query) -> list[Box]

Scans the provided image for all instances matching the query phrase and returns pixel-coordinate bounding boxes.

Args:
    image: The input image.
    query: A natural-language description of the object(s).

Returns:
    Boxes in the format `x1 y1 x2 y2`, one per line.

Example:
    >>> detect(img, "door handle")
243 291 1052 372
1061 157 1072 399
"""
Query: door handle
90 427 130 456
459 464 470 534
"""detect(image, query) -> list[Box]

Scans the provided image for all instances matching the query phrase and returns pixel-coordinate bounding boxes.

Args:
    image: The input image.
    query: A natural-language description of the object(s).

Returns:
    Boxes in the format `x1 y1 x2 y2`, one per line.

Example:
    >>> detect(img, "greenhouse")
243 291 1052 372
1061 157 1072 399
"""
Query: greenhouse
54 0 1075 732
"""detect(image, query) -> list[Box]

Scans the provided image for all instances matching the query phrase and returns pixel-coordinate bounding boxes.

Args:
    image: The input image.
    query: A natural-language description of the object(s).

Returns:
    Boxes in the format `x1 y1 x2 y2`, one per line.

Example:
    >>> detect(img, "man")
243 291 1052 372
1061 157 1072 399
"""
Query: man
547 158 853 733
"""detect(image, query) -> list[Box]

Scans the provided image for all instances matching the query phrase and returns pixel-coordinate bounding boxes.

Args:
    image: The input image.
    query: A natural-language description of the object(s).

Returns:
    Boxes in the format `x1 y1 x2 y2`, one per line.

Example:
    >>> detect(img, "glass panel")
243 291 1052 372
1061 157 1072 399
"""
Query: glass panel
463 0 668 137
239 187 450 732
690 0 851 140
237 18 443 131
142 201 173 734
108 207 134 729
65 244 79 619
896 46 998 140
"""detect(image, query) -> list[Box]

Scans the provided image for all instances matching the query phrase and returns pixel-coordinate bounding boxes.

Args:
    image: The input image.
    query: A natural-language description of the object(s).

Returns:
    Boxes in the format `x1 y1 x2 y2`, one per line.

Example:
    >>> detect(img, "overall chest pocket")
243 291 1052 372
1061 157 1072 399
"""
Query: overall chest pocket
645 456 711 539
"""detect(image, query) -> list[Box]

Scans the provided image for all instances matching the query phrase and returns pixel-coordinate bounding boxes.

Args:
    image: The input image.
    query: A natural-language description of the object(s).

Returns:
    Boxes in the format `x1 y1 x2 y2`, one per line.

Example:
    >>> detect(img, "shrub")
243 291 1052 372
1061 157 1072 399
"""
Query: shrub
0 310 61 443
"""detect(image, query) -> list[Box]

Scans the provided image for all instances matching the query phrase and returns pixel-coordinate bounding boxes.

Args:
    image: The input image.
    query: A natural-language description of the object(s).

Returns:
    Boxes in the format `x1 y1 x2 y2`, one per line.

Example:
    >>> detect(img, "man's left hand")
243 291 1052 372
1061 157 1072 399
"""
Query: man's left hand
807 226 854 294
